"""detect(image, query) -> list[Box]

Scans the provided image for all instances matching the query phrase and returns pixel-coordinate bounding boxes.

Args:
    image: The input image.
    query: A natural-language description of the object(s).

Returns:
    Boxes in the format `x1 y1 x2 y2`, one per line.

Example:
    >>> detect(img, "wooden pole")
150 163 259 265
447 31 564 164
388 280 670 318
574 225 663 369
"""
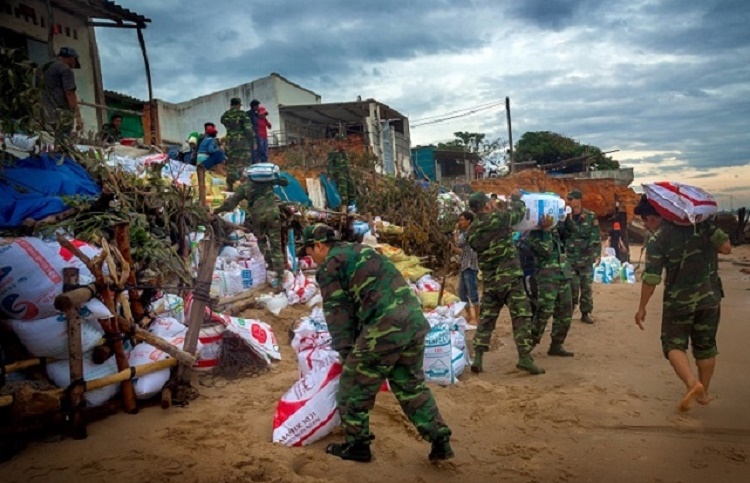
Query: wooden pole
45 0 54 60
197 165 207 206
114 315 197 366
114 222 146 322
0 359 177 410
505 96 514 173
63 268 87 440
136 26 157 145
175 238 221 403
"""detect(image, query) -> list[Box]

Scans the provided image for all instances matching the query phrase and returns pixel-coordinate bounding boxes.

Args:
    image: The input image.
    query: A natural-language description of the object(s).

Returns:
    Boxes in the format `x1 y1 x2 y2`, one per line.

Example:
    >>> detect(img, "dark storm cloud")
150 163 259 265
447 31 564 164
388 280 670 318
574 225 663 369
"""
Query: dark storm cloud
96 0 489 101
96 0 749 177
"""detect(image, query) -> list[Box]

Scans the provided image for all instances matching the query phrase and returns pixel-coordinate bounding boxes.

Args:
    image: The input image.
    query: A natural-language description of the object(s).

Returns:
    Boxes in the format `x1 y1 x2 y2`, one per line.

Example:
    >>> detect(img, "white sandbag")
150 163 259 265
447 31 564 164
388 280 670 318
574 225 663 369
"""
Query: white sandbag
46 354 119 407
0 237 67 320
195 324 225 371
620 263 636 284
151 294 185 323
211 268 254 298
272 361 342 447
128 342 170 399
246 163 280 182
222 316 281 364
513 192 567 232
220 208 246 226
292 314 335 377
423 323 452 385
642 182 718 224
10 315 104 360
258 292 289 317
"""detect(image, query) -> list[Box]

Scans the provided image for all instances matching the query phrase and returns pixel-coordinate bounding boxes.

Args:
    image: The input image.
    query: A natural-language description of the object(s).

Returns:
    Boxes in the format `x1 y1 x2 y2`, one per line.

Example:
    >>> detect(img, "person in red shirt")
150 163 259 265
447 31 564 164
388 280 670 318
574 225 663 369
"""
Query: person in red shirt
257 105 272 163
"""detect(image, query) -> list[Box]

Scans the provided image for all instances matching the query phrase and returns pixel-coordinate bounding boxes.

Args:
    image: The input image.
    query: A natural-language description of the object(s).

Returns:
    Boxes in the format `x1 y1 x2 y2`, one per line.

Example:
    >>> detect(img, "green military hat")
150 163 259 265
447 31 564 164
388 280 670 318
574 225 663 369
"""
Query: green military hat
230 97 242 106
297 223 338 256
468 191 489 212
567 189 583 200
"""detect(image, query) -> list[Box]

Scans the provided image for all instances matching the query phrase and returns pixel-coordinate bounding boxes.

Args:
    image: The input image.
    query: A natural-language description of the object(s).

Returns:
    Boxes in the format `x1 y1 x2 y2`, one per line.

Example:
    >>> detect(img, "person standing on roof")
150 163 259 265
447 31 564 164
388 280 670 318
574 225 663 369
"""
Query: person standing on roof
256 105 272 163
326 134 356 210
221 98 255 191
41 47 83 138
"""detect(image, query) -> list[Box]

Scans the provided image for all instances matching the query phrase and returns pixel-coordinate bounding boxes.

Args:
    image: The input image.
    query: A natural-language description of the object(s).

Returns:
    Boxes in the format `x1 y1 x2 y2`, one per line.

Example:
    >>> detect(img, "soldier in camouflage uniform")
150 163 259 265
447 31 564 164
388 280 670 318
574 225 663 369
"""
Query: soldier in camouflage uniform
326 135 356 209
634 195 731 411
467 191 544 375
526 214 577 357
300 223 453 463
564 189 601 324
214 170 288 287
220 98 255 191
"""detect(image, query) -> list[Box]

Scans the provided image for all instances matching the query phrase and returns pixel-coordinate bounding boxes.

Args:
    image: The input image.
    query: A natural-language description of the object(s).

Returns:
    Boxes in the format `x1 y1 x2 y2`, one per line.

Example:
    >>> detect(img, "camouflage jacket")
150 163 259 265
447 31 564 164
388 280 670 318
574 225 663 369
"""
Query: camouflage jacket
565 209 601 267
642 221 728 314
527 216 577 281
467 195 526 284
327 150 350 172
220 108 255 151
315 242 428 356
214 178 287 217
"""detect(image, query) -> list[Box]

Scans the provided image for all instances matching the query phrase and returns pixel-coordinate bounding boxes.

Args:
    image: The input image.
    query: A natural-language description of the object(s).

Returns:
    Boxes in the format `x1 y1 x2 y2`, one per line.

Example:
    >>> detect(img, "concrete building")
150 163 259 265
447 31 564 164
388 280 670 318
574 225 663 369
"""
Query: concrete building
280 100 412 176
0 0 150 133
411 145 482 182
155 73 321 145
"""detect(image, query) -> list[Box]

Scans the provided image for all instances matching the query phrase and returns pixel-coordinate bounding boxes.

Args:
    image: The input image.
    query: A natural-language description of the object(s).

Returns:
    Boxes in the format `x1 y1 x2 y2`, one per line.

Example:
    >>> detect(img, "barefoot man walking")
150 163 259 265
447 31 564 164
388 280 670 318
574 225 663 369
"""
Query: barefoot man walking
633 195 731 411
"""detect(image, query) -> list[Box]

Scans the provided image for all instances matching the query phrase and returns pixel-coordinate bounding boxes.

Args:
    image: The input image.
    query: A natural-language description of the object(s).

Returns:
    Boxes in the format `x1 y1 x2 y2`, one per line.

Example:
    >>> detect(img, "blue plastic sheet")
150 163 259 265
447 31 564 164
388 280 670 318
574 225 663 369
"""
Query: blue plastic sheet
0 154 101 228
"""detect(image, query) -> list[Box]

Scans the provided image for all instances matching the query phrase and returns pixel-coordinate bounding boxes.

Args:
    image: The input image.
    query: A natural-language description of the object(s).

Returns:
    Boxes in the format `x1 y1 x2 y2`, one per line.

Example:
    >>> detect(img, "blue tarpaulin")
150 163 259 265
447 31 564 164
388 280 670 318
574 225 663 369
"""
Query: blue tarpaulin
274 172 312 206
319 174 342 209
0 154 101 228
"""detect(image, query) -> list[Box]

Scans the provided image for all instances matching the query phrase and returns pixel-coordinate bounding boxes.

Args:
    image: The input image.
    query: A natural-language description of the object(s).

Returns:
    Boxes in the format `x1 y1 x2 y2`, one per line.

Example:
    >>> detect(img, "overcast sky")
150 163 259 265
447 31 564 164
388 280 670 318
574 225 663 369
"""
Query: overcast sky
97 0 750 207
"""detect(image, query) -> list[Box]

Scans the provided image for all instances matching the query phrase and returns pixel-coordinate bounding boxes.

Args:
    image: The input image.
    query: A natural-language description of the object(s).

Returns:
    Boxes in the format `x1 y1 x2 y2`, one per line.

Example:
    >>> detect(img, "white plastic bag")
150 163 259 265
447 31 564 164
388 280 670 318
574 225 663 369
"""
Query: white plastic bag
423 323 452 385
0 237 67 320
46 353 120 407
259 292 289 317
513 193 567 232
642 182 718 224
222 316 281 363
272 361 342 446
128 342 170 400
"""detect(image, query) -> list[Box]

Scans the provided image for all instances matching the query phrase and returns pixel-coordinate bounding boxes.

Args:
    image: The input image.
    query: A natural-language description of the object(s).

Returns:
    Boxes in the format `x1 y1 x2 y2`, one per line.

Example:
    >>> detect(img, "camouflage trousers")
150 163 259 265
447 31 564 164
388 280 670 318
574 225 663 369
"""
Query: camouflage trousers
250 210 285 276
570 266 594 314
534 278 573 345
661 305 720 360
329 168 356 208
473 277 535 356
226 150 251 192
338 324 451 444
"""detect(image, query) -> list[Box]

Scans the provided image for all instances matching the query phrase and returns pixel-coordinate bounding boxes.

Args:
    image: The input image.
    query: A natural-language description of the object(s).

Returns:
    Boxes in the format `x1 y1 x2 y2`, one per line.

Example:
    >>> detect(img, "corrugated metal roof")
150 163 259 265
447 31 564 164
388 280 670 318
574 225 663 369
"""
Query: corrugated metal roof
53 0 151 26
280 100 407 125
104 89 145 104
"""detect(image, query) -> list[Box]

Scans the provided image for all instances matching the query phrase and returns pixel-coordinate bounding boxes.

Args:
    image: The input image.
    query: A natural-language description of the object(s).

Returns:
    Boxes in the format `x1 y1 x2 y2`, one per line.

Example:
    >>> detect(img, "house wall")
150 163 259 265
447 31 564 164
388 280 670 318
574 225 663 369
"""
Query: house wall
157 74 320 145
0 0 101 132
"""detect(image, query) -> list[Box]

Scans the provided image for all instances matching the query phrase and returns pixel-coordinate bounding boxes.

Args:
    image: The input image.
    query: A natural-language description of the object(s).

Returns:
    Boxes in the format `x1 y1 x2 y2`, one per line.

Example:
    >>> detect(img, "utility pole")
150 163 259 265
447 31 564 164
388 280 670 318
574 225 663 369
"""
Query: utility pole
505 97 514 173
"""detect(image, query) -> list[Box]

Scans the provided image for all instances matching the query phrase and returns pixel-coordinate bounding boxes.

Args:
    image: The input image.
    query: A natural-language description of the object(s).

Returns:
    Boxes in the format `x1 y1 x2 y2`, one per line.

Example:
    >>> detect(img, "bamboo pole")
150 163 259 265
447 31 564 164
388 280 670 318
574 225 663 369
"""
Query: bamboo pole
114 222 146 322
174 238 221 403
114 315 196 366
63 268 87 440
0 359 177 410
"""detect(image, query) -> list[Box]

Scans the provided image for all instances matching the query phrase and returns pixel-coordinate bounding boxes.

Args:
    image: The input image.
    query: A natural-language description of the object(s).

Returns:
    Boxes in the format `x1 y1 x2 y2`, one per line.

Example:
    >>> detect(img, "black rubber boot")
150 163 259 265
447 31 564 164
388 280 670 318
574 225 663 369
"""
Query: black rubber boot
581 313 594 324
429 436 454 462
548 343 575 357
326 441 372 462
470 351 484 373
516 355 545 375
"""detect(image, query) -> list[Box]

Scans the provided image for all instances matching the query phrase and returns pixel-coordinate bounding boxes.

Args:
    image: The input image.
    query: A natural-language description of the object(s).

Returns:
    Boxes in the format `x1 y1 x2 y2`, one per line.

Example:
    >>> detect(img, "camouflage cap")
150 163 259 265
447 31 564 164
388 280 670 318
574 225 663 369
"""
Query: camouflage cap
297 223 338 256
567 189 583 200
468 191 489 211
230 97 242 106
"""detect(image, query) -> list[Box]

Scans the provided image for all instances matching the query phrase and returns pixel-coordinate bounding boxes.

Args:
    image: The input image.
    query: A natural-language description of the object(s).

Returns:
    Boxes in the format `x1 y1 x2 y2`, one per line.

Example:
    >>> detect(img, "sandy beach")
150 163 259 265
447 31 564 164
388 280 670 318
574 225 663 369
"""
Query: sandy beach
2 243 749 483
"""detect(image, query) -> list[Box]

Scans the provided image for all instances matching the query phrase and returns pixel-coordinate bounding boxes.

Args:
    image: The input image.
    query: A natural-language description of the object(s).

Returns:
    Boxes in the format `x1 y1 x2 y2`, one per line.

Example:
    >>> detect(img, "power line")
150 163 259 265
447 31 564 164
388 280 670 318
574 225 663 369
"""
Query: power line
410 100 507 123
411 102 505 128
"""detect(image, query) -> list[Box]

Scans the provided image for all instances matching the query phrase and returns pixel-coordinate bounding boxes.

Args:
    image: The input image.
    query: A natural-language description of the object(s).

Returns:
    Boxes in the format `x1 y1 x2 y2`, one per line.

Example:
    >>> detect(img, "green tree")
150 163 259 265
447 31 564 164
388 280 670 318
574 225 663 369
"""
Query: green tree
514 131 619 171
437 131 506 157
